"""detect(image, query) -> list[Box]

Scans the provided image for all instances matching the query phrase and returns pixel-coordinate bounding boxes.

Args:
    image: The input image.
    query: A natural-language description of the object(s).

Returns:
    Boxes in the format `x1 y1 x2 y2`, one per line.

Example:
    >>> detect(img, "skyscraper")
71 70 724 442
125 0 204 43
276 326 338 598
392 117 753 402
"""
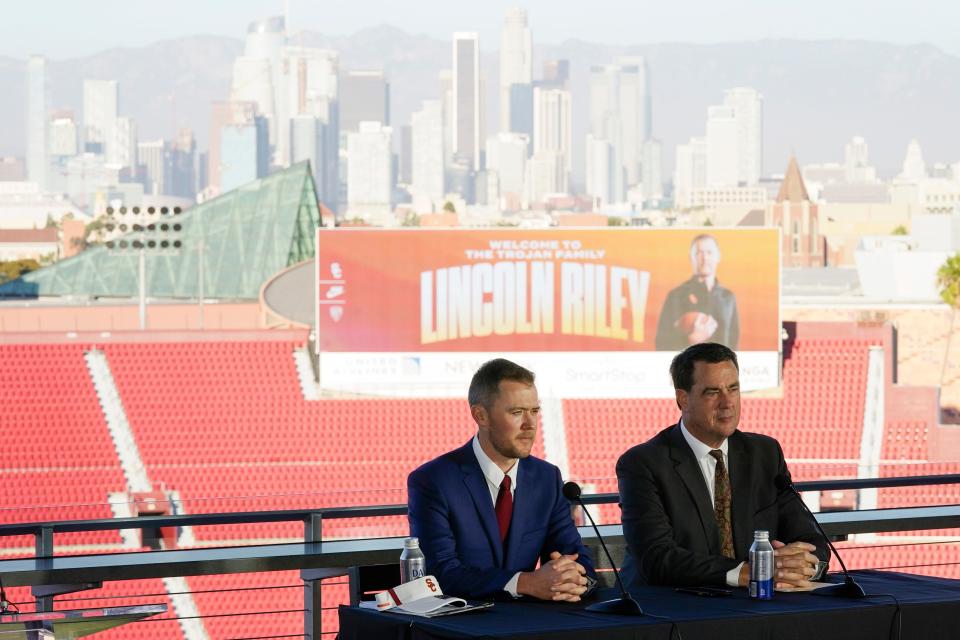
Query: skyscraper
533 87 572 178
722 87 763 185
844 136 876 183
220 114 270 193
585 134 614 207
340 70 390 133
410 101 445 210
704 88 763 186
83 79 118 158
26 56 49 190
347 121 393 216
673 136 708 208
588 59 652 191
499 8 532 134
452 32 481 171
231 17 287 165
486 132 528 198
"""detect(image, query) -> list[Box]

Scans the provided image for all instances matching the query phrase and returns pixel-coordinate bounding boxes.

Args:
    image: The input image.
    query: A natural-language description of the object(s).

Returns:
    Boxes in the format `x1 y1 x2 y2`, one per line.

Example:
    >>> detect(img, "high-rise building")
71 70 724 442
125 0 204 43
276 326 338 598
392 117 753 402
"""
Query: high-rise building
588 59 652 189
617 57 652 185
411 101 445 210
844 136 874 183
290 114 331 203
231 17 287 166
168 129 197 199
208 101 261 195
585 134 614 207
706 105 738 186
83 79 119 158
486 132 528 198
533 87 572 178
220 115 270 193
49 115 78 158
398 125 412 187
722 87 762 185
673 136 708 208
452 32 481 170
900 139 927 180
282 47 339 207
347 121 392 215
640 138 662 201
499 8 532 133
26 56 49 190
525 149 566 203
589 68 623 203
137 140 168 195
114 116 137 169
340 70 389 133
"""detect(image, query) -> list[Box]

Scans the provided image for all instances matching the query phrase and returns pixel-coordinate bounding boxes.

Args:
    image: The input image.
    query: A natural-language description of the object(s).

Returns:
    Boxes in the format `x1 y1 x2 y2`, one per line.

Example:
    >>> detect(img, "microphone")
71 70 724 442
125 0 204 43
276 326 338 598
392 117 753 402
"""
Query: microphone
563 481 644 615
774 474 866 598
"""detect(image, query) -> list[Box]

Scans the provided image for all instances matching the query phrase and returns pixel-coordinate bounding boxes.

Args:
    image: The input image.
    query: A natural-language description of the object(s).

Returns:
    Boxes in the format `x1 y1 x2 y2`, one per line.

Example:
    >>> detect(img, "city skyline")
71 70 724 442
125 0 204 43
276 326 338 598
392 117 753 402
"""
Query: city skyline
2 0 957 60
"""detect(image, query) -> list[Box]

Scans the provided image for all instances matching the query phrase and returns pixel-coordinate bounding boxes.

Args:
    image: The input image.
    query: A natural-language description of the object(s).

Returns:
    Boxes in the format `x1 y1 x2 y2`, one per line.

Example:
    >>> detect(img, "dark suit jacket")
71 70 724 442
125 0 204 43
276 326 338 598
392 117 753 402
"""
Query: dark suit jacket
655 277 740 351
616 424 827 587
408 440 595 600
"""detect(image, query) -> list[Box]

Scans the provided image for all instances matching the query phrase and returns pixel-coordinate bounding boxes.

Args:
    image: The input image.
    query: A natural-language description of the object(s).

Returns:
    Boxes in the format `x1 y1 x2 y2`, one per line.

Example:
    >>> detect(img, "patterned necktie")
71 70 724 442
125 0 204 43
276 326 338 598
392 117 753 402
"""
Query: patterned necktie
495 475 513 543
709 449 735 559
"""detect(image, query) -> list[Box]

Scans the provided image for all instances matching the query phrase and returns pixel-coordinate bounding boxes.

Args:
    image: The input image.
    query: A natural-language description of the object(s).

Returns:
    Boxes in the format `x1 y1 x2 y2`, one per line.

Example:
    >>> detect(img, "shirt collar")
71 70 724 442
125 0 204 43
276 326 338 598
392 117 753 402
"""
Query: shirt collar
680 418 728 460
472 435 519 488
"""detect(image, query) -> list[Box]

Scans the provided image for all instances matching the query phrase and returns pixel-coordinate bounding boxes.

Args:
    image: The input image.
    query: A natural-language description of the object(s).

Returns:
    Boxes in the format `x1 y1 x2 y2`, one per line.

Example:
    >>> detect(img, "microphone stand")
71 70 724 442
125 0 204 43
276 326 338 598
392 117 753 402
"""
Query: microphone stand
563 482 644 615
778 477 866 598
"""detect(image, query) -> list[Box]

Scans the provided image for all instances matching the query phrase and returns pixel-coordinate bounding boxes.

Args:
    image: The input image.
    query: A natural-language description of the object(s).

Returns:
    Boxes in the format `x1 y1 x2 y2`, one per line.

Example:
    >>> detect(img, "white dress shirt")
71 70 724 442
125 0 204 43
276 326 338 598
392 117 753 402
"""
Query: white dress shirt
679 421 745 587
472 436 522 596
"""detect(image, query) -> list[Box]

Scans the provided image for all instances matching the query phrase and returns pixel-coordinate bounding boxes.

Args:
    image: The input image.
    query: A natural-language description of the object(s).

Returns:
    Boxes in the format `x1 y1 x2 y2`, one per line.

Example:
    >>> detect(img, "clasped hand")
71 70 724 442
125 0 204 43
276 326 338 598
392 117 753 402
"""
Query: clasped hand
517 551 589 602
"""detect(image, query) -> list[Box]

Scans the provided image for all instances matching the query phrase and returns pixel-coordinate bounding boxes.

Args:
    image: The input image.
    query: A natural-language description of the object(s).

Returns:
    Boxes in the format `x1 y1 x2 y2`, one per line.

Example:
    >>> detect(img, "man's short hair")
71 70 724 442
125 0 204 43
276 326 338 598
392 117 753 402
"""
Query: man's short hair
468 358 535 408
670 342 739 392
689 233 719 252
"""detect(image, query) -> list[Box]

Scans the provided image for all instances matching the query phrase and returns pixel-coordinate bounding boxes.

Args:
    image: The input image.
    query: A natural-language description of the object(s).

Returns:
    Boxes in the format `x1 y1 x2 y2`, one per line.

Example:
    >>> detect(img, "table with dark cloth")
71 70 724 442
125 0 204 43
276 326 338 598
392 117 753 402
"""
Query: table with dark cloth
338 571 960 640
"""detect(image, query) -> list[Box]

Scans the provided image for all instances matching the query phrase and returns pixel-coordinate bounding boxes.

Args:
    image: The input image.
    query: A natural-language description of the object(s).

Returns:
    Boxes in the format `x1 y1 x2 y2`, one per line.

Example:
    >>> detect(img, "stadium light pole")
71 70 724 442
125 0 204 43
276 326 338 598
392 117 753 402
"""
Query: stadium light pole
104 205 184 330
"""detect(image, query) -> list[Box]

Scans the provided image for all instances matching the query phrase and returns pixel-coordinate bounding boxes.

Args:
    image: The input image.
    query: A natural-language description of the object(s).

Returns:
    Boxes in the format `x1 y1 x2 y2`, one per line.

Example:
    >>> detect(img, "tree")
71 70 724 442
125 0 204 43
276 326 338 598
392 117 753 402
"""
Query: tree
442 201 456 214
401 211 420 227
936 254 960 387
607 216 628 227
892 225 909 236
0 259 40 284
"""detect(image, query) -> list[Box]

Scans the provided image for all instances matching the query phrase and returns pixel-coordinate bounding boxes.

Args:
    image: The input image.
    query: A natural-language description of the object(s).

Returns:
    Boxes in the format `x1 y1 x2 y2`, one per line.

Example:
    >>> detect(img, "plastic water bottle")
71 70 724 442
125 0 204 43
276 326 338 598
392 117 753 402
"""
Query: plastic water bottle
399 537 426 584
749 530 774 599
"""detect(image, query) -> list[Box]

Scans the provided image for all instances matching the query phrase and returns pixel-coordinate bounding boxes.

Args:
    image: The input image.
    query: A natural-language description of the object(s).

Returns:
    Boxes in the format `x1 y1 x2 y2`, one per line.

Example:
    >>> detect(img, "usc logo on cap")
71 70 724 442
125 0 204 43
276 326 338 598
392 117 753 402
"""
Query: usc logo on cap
425 577 438 592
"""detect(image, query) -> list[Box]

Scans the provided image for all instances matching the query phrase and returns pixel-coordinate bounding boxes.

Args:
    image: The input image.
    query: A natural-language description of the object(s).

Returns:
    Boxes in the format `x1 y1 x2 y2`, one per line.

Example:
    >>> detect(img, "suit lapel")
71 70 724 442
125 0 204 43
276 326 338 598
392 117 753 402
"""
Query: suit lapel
667 425 721 554
459 443 504 567
727 432 754 558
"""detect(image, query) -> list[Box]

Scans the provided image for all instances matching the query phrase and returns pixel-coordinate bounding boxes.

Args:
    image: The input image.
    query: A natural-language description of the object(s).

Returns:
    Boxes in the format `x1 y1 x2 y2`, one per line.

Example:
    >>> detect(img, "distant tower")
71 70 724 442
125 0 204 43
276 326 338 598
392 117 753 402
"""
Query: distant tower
452 32 481 170
499 8 532 134
899 139 927 180
410 100 445 209
770 156 824 267
26 55 49 190
83 79 119 158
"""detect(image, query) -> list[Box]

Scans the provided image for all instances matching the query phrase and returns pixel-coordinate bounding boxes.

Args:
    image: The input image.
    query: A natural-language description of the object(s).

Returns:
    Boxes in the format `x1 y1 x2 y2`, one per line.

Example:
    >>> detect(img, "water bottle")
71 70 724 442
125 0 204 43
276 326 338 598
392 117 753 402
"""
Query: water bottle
749 530 774 599
399 537 426 584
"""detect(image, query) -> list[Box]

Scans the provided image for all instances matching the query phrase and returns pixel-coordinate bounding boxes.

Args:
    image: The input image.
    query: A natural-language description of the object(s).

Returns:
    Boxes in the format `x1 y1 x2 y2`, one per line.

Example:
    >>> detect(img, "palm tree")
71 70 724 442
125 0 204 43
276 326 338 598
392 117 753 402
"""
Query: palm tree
936 255 960 390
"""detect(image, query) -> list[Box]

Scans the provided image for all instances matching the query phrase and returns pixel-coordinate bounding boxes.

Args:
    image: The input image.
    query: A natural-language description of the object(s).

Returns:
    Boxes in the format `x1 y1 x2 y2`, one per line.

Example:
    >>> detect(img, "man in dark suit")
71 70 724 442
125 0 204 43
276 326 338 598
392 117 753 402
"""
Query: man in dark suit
408 358 596 601
617 342 828 588
655 234 740 351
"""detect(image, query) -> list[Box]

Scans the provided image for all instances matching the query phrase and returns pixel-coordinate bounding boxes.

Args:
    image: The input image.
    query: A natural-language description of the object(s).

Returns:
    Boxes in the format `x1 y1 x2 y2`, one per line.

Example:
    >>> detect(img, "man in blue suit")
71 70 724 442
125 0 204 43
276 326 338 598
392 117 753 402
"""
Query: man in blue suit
407 358 596 601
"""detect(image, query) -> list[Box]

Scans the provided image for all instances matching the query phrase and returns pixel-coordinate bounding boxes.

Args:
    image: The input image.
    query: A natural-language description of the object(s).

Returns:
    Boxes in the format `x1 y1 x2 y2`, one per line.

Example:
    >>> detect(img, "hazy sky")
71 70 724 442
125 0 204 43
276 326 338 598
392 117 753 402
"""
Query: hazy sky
3 0 958 59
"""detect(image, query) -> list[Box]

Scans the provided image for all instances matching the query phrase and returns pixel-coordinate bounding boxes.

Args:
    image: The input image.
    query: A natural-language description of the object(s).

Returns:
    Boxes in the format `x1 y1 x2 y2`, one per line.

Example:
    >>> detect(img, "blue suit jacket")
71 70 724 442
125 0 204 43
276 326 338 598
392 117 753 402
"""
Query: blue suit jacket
407 440 595 599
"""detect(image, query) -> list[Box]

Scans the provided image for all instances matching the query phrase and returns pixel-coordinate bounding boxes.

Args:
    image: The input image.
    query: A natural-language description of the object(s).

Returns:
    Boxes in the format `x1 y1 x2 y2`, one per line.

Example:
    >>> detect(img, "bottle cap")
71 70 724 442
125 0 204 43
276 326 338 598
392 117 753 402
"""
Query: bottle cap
404 537 420 548
753 530 769 540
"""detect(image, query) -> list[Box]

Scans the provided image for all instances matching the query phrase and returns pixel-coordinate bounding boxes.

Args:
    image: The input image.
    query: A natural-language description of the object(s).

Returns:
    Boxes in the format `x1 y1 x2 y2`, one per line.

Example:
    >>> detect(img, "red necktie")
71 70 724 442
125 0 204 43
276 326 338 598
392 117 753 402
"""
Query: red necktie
495 476 513 543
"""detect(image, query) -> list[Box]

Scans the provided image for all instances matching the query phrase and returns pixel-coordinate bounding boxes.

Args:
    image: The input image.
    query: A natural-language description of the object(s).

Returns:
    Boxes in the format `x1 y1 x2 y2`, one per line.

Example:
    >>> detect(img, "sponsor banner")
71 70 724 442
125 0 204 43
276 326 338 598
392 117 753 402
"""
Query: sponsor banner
316 228 779 354
318 351 780 398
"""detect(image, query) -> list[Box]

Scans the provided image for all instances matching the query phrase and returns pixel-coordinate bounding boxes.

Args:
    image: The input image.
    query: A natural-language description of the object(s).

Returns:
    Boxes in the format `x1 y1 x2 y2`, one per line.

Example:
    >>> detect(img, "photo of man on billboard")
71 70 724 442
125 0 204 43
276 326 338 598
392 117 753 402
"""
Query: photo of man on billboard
655 234 740 351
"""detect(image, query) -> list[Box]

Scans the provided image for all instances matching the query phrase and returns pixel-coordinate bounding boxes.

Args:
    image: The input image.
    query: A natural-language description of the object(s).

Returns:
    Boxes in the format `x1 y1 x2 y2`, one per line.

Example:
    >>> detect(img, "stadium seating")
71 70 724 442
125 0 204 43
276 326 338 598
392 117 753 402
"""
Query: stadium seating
0 344 124 547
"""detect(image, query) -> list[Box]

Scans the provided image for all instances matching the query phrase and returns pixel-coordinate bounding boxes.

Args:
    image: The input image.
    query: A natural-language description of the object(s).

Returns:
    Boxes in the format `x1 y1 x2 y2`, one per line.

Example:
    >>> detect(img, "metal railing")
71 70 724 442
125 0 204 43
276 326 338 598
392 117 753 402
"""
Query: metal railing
2 474 960 638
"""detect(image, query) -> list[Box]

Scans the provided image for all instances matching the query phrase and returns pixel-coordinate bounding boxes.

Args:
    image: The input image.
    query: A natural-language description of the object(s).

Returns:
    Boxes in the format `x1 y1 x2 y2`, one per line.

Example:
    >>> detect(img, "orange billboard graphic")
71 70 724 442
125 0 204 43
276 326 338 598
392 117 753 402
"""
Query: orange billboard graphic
316 228 779 353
